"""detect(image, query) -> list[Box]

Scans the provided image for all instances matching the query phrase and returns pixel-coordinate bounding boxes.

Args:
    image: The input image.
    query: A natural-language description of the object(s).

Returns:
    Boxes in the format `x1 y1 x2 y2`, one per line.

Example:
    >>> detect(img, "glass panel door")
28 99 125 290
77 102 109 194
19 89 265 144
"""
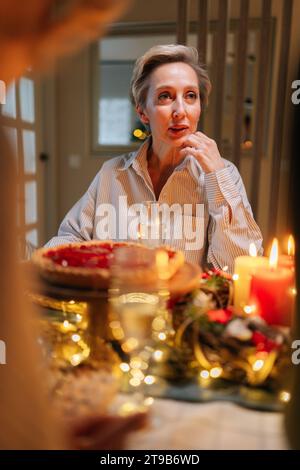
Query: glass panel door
0 72 44 256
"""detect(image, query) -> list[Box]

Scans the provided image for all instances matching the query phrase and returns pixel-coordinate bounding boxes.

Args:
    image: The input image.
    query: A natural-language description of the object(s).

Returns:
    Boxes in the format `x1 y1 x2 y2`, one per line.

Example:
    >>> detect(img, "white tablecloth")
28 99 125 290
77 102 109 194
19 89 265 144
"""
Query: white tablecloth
126 399 289 450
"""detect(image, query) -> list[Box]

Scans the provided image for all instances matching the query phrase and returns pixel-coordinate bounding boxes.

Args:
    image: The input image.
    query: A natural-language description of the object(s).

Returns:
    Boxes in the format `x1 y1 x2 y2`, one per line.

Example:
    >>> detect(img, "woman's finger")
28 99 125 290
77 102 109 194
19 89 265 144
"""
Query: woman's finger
179 146 206 160
181 134 207 151
195 131 213 143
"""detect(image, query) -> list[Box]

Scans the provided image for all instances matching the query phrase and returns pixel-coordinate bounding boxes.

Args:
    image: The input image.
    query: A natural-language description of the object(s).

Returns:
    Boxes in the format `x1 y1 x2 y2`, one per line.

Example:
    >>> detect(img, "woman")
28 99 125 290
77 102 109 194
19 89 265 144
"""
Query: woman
0 0 146 450
47 44 263 274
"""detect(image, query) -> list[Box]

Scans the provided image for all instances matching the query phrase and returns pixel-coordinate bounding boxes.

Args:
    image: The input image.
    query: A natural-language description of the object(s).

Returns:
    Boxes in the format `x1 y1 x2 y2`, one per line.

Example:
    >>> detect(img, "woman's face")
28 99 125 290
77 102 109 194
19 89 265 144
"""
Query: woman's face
139 61 201 148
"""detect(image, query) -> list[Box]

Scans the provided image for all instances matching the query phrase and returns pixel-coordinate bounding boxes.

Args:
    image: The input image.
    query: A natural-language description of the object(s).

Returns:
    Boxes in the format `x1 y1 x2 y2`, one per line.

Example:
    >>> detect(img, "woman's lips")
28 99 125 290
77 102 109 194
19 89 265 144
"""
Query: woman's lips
168 126 189 138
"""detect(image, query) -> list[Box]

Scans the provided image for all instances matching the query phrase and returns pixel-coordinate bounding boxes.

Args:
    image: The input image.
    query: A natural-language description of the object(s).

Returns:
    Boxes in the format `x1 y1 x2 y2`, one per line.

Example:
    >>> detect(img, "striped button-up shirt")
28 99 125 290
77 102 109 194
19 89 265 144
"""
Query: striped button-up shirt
46 139 263 274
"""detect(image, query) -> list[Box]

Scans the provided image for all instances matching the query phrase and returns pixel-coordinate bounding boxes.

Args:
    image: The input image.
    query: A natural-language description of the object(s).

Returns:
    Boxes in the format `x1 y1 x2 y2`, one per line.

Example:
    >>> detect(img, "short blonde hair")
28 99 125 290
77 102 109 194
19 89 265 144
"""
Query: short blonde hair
130 44 211 109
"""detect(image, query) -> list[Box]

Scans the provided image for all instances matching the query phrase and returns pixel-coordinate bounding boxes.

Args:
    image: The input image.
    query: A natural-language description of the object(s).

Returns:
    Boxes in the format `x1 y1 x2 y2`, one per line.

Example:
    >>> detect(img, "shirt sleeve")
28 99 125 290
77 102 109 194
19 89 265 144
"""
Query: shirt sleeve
45 172 100 248
204 161 263 274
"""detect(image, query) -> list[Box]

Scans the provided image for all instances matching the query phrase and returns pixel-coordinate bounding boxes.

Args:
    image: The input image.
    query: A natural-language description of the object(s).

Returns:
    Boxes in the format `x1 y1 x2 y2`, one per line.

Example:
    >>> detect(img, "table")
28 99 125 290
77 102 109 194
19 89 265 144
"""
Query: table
27 262 289 449
126 399 289 450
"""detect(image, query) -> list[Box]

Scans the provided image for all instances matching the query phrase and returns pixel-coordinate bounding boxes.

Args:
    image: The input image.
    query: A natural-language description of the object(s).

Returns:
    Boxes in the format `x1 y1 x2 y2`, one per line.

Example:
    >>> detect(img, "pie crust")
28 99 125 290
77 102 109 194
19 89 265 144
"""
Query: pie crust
32 240 184 289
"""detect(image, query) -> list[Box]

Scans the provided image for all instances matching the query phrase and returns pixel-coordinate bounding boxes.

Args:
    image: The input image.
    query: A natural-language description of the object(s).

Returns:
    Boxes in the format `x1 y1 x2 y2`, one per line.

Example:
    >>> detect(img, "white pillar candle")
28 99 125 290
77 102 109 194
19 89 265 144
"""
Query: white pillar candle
233 244 269 314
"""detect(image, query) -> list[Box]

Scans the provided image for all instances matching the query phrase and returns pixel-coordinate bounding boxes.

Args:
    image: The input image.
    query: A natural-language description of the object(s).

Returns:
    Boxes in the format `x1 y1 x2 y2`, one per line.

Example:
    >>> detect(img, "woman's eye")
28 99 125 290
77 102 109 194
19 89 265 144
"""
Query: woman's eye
158 92 172 102
185 91 198 101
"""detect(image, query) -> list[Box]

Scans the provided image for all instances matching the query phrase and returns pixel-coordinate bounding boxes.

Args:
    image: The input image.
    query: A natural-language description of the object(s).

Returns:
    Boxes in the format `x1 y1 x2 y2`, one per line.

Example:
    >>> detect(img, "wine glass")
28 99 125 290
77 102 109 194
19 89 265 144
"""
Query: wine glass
108 245 165 415
138 201 167 248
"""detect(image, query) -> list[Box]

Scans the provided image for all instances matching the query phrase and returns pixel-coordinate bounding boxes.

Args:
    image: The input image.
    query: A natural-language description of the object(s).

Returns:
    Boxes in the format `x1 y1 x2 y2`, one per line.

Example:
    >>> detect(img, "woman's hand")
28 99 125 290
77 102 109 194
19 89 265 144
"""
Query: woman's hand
66 412 148 450
179 131 225 173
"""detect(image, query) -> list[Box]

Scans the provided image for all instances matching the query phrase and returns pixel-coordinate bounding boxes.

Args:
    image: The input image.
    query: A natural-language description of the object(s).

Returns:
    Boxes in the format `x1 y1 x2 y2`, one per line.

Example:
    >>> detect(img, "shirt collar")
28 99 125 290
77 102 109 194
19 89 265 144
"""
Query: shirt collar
119 137 204 178
119 138 150 172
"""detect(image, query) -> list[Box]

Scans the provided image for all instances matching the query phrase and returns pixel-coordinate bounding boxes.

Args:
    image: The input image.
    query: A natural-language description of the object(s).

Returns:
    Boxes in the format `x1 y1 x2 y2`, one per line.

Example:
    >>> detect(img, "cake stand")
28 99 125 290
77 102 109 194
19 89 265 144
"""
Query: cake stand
26 261 201 369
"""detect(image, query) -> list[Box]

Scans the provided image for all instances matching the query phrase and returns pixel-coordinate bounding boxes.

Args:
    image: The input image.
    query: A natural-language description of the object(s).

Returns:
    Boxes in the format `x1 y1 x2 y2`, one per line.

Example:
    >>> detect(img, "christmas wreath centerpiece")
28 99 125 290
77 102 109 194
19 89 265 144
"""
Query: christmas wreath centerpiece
170 270 291 387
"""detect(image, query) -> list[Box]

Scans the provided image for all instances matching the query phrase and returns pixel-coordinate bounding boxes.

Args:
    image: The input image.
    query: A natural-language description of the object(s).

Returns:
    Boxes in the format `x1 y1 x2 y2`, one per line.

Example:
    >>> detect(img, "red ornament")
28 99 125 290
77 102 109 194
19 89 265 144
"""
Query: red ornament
201 273 209 279
207 308 233 324
251 331 280 352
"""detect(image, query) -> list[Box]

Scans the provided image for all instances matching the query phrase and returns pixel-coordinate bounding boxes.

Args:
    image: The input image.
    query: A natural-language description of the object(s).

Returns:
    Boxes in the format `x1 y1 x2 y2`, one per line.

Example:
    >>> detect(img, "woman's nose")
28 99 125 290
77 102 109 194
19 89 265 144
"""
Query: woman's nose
172 98 186 118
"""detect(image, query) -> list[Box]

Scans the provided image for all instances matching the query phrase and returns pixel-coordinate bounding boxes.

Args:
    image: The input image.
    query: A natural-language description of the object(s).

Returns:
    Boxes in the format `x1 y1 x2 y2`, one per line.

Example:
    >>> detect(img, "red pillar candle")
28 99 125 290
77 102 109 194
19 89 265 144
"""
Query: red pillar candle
278 255 295 270
249 238 295 326
278 235 295 270
249 267 295 326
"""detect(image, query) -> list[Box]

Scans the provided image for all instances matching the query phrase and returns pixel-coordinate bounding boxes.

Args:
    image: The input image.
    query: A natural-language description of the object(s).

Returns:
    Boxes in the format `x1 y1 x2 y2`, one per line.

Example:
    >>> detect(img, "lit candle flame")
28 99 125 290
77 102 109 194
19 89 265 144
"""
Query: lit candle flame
249 243 257 257
287 235 295 256
269 238 279 269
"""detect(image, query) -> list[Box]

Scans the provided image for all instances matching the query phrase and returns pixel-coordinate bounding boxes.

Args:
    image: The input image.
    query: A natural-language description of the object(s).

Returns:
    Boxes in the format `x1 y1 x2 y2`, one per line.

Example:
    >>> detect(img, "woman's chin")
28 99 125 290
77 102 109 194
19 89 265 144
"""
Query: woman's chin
166 129 195 147
173 142 184 149
169 136 188 148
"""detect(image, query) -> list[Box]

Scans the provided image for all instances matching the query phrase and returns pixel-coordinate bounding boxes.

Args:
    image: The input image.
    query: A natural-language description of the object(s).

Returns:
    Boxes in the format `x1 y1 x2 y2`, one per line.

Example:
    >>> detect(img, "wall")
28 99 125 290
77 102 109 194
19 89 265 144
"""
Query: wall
276 0 300 242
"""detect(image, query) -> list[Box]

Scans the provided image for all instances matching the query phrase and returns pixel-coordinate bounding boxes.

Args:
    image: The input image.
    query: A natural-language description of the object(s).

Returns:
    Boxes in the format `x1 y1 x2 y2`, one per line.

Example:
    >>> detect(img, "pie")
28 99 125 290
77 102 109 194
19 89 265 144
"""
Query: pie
31 240 185 289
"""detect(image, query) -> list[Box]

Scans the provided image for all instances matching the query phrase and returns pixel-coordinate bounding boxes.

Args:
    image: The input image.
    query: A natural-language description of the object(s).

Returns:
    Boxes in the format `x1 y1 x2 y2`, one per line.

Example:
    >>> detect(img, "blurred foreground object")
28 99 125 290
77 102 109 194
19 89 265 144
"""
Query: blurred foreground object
0 0 131 83
0 0 137 450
